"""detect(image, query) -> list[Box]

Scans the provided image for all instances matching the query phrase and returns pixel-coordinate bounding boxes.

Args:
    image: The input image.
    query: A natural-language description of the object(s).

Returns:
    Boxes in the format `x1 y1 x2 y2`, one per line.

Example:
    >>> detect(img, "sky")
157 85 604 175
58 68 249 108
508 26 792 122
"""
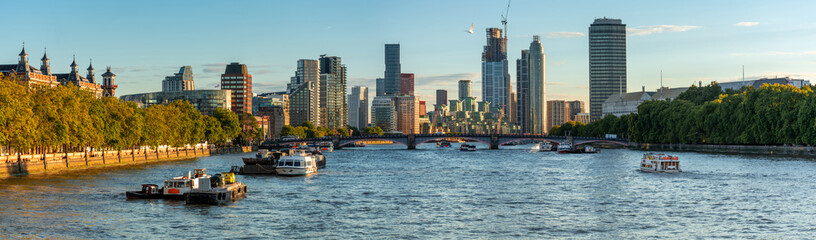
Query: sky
2 0 816 105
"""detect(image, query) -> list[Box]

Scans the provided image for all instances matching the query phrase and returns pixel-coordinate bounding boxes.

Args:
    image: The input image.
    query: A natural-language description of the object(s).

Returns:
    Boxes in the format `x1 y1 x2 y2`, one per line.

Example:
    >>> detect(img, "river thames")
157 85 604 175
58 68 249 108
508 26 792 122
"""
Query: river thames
1 143 815 239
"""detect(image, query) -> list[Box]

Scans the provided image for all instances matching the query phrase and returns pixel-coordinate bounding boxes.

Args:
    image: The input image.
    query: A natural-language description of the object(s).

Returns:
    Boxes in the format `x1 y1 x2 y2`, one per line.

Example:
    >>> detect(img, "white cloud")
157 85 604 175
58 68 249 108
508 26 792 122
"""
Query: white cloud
734 22 759 27
545 32 586 39
627 25 700 36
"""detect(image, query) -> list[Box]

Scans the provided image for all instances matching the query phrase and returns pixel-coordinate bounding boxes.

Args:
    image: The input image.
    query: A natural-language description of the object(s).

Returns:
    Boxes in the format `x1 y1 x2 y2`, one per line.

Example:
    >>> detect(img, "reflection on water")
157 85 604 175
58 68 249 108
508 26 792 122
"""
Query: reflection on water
1 144 816 238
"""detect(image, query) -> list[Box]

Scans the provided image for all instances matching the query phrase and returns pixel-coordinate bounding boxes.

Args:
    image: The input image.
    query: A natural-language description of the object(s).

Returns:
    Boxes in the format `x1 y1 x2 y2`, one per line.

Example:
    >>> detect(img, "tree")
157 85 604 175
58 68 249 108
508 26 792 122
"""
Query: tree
212 108 240 144
363 126 384 135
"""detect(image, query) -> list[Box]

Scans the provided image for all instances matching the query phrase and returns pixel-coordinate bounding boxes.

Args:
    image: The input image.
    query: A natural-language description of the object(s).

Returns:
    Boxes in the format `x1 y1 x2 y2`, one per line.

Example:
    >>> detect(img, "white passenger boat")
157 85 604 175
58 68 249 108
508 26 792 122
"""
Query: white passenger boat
537 142 553 152
275 150 318 176
640 153 681 173
460 144 476 151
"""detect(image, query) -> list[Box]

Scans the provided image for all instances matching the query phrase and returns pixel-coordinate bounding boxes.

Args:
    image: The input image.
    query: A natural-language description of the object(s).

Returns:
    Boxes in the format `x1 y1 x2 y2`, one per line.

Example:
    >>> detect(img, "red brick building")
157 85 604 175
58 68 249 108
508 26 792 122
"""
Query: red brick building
220 62 253 115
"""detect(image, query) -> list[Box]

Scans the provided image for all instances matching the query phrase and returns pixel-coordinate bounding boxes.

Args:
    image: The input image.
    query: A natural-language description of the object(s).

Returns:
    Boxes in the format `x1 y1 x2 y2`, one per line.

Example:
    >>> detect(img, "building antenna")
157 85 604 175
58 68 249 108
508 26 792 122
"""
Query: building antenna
660 70 664 97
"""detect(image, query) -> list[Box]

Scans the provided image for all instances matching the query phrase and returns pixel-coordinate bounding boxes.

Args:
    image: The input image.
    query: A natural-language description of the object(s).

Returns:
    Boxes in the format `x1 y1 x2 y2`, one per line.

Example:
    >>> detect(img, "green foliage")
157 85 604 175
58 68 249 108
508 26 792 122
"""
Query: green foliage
363 126 384 135
0 74 241 153
676 82 723 105
554 83 816 146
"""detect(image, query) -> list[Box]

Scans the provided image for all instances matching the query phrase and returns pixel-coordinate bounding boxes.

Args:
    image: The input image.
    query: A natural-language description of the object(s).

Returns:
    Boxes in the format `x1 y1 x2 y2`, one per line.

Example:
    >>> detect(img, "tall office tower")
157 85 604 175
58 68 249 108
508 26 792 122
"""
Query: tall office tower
384 44 401 96
567 100 584 121
288 59 321 127
395 95 419 134
375 78 386 97
528 36 547 134
589 17 626 122
372 96 396 131
220 62 253 115
458 79 472 100
400 73 414 96
348 86 370 131
435 89 447 108
481 28 511 119
162 66 194 92
546 100 570 132
318 55 347 129
516 49 529 131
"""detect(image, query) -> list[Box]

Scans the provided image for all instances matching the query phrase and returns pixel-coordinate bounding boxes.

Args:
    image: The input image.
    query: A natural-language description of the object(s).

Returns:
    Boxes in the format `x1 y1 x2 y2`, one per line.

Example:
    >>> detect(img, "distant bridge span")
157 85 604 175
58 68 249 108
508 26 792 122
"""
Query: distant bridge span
264 134 629 150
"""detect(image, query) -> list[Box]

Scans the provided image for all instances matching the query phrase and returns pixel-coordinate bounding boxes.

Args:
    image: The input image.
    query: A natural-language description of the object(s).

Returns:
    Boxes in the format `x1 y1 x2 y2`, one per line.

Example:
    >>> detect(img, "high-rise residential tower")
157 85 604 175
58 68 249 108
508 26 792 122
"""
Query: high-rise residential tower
384 44 401 96
318 55 347 129
288 59 320 127
516 49 529 132
348 86 369 131
546 100 570 132
481 28 511 119
435 89 447 108
567 100 584 121
162 66 194 92
458 79 472 101
395 95 419 134
372 97 396 131
528 36 547 134
589 18 626 121
221 62 252 115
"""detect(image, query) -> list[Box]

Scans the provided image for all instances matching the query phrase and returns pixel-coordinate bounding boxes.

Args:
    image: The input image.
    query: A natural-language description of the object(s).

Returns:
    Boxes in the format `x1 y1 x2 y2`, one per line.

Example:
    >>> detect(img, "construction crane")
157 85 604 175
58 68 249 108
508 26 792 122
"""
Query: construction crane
495 105 505 134
501 0 511 38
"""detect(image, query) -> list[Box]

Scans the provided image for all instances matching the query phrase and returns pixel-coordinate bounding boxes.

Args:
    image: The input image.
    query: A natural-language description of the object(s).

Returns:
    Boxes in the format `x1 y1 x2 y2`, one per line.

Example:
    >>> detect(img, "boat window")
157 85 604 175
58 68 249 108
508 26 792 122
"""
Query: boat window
175 182 184 188
306 161 312 167
165 182 172 188
279 161 285 166
186 182 192 187
285 161 293 166
294 161 301 167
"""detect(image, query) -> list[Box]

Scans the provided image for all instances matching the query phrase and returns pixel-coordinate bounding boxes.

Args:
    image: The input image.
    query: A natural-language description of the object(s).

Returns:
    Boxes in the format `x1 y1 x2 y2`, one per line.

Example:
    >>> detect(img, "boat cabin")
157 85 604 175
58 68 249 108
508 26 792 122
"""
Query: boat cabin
141 184 160 194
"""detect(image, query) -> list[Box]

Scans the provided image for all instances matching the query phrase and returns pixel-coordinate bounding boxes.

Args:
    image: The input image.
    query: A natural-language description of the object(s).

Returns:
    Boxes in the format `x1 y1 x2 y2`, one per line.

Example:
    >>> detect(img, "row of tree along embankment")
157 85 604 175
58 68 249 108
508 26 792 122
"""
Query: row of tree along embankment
631 142 816 156
0 146 253 179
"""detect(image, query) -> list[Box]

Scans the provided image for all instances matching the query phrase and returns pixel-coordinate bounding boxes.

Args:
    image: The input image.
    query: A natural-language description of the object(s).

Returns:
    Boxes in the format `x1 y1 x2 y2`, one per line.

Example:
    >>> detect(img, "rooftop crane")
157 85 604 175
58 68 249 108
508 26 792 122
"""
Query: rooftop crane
500 0 511 38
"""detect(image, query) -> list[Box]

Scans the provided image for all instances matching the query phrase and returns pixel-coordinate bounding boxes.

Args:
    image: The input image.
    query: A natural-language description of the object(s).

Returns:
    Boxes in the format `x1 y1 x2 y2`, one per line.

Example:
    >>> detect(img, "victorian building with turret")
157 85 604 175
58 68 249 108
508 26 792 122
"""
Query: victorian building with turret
0 44 113 98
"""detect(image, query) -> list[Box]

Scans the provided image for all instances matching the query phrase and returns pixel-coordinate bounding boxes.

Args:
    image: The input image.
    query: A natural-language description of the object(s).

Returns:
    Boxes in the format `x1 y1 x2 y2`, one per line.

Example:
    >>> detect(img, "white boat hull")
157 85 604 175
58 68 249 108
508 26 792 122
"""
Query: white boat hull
639 168 681 173
275 167 316 176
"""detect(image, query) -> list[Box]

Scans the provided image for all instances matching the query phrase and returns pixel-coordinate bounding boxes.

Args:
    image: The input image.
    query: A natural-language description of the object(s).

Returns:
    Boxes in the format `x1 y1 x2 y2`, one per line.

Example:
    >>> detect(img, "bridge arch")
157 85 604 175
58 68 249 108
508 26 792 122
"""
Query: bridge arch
415 136 490 146
338 138 406 147
498 138 563 146
573 139 629 147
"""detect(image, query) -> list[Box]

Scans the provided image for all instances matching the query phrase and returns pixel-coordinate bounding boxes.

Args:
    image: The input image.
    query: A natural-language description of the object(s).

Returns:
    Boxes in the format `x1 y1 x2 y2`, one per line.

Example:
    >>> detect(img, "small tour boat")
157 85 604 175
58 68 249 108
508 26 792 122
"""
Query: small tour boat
640 153 681 173
318 142 333 152
126 184 164 200
437 141 452 148
185 172 247 205
460 144 477 151
276 150 319 176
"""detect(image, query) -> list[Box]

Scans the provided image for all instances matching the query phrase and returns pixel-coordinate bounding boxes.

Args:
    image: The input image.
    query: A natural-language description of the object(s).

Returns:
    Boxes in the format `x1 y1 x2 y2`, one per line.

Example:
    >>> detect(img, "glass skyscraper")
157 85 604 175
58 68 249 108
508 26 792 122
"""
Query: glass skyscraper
481 28 511 119
384 44 401 96
589 18 626 122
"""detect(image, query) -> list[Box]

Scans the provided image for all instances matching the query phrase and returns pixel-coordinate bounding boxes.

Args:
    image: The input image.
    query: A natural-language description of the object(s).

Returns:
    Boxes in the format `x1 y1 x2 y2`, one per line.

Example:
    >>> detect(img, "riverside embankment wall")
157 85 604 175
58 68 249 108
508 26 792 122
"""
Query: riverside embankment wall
631 143 816 156
0 146 254 179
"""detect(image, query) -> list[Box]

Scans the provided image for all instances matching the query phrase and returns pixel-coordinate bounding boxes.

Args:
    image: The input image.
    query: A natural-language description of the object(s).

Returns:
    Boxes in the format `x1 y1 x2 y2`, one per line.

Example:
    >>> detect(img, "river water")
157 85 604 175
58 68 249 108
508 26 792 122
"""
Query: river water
1 143 815 239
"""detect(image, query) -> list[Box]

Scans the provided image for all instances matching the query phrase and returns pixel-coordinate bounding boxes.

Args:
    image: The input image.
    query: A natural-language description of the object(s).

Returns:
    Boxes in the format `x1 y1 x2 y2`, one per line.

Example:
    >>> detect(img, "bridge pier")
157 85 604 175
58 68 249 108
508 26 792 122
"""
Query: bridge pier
407 134 416 150
490 134 499 149
332 135 342 150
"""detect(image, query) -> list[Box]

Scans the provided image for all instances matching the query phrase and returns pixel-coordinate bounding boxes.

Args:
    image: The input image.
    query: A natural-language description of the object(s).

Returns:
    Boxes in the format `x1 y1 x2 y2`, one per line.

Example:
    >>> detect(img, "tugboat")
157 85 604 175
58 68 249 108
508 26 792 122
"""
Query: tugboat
163 169 209 200
640 153 681 173
275 150 319 176
234 150 284 174
126 184 164 199
185 172 247 205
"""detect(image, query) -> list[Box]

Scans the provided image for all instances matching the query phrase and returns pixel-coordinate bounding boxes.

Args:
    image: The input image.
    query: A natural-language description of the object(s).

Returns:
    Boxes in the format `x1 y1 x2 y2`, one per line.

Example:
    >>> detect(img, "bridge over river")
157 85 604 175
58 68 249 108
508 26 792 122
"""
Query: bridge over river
265 134 629 150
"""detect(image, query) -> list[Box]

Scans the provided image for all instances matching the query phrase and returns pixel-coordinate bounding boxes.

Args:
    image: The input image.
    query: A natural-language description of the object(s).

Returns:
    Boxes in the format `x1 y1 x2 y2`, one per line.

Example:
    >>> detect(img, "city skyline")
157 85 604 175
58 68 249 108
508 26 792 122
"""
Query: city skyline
3 0 816 105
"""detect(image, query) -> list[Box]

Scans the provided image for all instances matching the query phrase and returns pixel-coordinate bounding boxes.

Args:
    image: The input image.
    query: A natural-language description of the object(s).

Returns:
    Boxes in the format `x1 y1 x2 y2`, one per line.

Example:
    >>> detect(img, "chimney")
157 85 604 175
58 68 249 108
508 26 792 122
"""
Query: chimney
699 81 702 87
642 86 645 93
